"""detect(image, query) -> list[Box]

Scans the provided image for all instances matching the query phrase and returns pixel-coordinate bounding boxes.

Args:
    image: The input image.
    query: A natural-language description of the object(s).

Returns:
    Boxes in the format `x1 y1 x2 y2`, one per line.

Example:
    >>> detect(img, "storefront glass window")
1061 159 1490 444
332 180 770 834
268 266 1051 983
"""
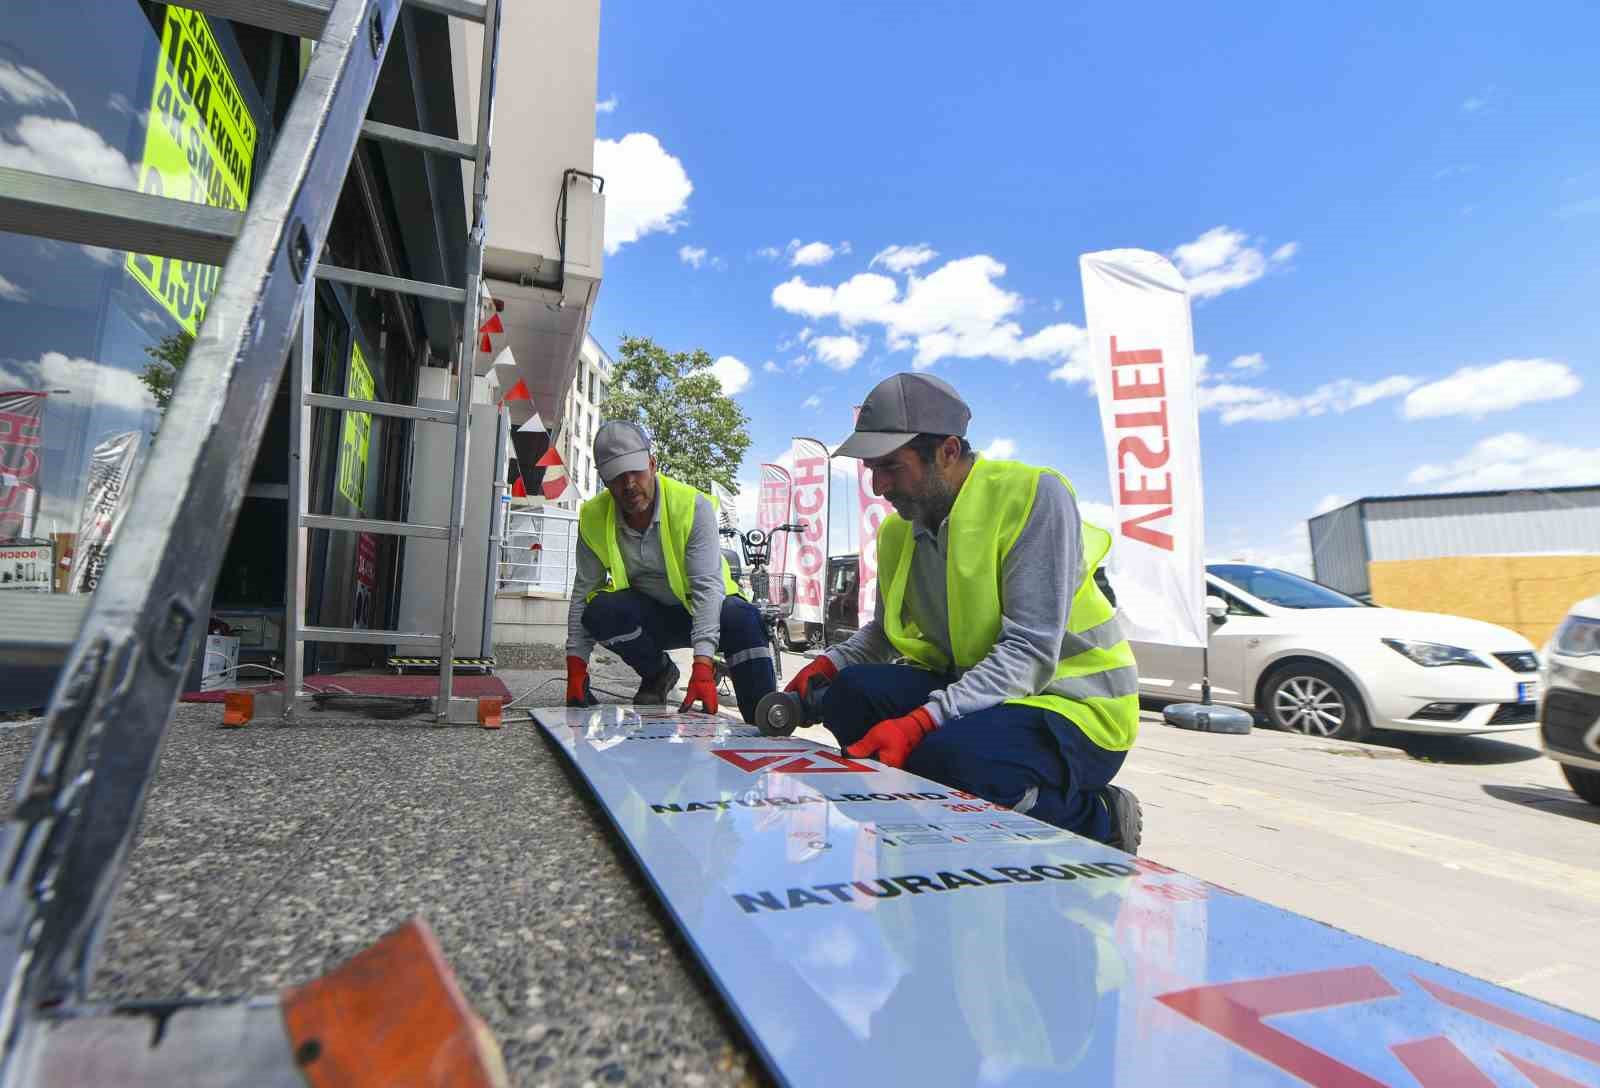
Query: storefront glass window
0 5 269 597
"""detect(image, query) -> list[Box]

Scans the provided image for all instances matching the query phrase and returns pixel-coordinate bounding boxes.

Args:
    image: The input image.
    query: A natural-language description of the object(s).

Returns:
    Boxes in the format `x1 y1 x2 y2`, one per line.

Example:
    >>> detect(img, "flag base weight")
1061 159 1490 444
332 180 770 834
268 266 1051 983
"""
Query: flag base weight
1163 701 1254 734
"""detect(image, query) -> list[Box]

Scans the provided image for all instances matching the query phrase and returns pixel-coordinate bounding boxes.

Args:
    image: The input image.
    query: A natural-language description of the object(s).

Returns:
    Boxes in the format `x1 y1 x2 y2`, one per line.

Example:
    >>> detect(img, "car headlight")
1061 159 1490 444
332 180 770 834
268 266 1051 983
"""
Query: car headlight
1381 639 1488 668
1554 616 1600 657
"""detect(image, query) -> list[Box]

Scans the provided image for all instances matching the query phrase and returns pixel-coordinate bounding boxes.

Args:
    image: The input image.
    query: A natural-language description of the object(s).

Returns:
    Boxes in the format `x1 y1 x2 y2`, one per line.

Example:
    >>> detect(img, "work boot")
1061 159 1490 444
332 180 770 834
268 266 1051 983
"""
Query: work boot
1101 785 1143 856
634 655 680 706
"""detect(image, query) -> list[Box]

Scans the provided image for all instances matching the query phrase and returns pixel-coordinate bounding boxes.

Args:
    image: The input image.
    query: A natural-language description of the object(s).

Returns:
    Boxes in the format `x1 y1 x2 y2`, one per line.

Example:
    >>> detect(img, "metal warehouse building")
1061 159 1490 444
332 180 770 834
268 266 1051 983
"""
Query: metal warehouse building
1309 485 1600 646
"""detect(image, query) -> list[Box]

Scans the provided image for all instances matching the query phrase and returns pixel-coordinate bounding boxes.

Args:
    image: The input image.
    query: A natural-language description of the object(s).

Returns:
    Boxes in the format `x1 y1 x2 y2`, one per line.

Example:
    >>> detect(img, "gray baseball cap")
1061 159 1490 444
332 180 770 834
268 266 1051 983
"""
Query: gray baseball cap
835 372 972 460
593 420 653 483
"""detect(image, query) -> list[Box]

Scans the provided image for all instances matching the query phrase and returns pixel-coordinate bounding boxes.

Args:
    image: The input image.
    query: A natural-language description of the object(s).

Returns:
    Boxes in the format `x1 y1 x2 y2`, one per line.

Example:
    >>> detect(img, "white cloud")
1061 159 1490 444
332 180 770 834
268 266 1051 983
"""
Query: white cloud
1199 374 1419 425
1170 226 1298 300
756 246 783 260
1077 500 1117 531
789 240 840 267
0 274 28 303
772 255 1090 372
762 360 782 375
803 395 822 410
595 95 618 114
981 437 1016 460
870 244 938 274
80 245 121 267
0 352 155 417
0 62 75 116
1210 541 1313 577
1193 353 1212 380
1461 91 1491 114
708 355 751 396
1312 494 1349 516
812 335 865 371
0 116 138 189
1408 433 1600 492
734 478 760 530
1402 359 1582 420
1229 353 1266 373
678 245 708 269
593 133 692 255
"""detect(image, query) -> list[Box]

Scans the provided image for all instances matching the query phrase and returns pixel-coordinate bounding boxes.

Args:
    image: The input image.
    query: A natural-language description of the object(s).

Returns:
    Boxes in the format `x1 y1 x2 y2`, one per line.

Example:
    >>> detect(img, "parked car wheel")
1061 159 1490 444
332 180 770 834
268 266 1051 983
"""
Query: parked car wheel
1560 764 1600 806
1262 662 1370 741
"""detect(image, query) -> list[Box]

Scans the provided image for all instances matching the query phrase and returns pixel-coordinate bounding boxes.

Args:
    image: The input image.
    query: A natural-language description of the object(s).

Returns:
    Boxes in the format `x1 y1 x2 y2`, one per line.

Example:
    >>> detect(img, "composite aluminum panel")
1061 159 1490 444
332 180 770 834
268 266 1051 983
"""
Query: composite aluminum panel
1365 489 1600 563
531 706 1600 1087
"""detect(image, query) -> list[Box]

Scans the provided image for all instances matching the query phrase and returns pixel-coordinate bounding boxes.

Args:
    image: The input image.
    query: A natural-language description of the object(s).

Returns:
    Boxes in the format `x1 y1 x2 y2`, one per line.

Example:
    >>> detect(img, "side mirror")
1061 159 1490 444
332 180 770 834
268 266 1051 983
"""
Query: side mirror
1205 595 1229 623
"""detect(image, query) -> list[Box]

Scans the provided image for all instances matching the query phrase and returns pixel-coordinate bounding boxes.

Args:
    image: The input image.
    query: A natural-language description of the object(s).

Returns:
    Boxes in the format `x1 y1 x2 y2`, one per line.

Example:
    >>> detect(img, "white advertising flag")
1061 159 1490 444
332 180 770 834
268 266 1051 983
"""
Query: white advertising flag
69 430 143 594
788 437 830 625
1080 249 1207 648
855 460 892 623
757 463 793 574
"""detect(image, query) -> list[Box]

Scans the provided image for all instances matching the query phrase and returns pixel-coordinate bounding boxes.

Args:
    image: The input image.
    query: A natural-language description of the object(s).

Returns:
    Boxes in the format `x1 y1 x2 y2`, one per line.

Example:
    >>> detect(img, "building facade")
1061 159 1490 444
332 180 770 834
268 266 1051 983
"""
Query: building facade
1309 486 1600 645
0 2 604 702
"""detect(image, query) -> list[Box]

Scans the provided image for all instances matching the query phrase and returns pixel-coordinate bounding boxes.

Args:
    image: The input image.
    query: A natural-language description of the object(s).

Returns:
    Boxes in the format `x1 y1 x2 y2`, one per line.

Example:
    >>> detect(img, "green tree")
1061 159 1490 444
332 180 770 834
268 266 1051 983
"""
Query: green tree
599 335 751 494
139 330 194 428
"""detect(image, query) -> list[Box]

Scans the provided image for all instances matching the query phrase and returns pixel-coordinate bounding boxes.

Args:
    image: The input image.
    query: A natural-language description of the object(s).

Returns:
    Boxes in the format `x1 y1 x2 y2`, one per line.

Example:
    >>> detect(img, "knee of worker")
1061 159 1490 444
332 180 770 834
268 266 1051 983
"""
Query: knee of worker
719 596 767 651
905 719 988 783
581 590 642 640
818 665 890 729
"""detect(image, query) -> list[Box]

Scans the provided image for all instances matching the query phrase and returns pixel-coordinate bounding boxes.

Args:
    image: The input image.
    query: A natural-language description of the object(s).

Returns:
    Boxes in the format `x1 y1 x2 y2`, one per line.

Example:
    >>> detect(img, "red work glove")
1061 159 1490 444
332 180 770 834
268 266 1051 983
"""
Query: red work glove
679 659 719 715
784 654 838 700
847 707 936 769
566 656 598 708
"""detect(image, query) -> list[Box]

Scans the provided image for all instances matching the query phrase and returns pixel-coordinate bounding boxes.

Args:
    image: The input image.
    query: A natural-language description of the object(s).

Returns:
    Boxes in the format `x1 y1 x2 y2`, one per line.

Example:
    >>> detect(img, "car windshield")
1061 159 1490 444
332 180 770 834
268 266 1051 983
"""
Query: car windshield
1207 565 1366 609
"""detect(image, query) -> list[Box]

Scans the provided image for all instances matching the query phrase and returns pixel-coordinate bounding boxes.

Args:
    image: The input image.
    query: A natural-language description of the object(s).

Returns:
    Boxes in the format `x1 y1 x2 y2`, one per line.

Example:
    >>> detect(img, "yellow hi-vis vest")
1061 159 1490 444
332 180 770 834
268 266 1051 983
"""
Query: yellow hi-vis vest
577 473 741 609
876 458 1140 752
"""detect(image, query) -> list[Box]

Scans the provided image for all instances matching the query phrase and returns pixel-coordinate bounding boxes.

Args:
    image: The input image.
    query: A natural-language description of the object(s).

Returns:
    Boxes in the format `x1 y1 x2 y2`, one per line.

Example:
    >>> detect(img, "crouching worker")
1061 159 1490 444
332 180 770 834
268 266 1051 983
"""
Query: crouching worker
566 420 776 722
784 373 1144 852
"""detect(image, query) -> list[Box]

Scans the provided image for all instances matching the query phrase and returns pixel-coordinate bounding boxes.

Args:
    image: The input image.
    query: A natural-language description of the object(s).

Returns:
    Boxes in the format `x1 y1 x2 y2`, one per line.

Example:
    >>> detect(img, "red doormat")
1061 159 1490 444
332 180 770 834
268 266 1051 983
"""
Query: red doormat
182 673 511 704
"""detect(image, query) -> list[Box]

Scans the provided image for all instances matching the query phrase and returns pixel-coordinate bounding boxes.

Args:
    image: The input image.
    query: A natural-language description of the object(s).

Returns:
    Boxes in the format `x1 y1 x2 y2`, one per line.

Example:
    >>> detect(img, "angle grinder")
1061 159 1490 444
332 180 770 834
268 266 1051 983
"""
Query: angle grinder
753 677 830 736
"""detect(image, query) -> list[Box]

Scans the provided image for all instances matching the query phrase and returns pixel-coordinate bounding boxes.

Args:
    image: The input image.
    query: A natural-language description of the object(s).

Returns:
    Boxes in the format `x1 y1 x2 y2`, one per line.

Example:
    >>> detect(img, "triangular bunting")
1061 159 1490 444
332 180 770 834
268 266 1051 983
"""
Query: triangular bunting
535 446 563 468
479 313 504 335
517 412 546 434
510 476 527 498
541 474 568 500
480 333 493 353
501 378 531 403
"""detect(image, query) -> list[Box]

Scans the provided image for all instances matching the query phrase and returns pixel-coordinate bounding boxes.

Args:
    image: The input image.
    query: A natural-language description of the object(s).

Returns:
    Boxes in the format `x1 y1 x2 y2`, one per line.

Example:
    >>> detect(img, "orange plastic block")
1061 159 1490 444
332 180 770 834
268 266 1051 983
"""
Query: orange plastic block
221 691 254 727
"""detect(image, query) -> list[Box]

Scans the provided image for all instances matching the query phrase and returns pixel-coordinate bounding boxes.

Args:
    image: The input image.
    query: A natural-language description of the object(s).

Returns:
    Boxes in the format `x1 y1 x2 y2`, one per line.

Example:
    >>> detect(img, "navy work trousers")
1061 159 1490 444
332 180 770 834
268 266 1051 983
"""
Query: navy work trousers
581 589 776 723
819 663 1125 840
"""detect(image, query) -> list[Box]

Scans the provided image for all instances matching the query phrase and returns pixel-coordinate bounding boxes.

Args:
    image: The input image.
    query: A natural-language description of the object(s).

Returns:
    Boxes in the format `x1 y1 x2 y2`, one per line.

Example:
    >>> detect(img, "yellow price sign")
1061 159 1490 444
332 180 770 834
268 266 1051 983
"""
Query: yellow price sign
126 7 258 335
337 342 375 512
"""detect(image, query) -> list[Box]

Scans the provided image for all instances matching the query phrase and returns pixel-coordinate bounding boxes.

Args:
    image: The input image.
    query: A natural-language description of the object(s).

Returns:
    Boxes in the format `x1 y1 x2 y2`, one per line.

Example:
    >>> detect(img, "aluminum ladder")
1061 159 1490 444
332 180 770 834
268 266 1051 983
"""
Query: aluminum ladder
0 0 507 1081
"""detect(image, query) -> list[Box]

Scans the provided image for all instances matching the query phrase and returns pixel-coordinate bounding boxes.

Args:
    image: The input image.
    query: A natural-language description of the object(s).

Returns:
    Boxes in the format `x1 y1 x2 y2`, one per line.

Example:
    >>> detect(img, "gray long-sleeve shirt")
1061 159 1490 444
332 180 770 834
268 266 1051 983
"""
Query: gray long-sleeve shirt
567 490 725 660
824 472 1088 726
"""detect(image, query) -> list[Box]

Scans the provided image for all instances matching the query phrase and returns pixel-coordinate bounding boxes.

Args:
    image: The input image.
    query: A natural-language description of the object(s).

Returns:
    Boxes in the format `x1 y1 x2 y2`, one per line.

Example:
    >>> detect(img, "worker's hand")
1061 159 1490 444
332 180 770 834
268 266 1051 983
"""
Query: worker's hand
847 707 935 769
679 658 719 715
565 655 598 708
784 654 838 701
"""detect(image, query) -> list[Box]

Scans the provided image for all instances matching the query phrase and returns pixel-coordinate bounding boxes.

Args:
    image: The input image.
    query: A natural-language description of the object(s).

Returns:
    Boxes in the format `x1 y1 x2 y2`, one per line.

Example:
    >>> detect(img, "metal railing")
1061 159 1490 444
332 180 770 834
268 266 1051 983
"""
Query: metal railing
499 506 579 595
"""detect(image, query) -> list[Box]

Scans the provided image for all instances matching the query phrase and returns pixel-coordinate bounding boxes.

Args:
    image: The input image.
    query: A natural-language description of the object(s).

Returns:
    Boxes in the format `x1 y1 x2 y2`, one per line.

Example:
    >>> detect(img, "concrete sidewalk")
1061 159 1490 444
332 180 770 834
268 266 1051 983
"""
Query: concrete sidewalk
2 655 1594 1084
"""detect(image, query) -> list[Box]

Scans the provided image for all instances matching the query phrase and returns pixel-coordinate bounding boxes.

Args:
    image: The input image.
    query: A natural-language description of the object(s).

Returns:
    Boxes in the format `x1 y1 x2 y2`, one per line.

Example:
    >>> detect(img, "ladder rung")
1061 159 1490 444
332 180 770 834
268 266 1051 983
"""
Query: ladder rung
316 263 466 303
0 168 239 267
362 120 477 160
304 393 459 424
185 0 488 39
410 0 488 23
301 514 449 539
180 0 333 38
299 626 441 648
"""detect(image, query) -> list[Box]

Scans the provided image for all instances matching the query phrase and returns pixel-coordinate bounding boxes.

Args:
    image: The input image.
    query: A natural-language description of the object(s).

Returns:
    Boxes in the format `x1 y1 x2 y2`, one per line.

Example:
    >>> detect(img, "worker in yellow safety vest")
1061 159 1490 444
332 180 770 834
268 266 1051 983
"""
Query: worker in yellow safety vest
566 420 776 722
785 373 1143 851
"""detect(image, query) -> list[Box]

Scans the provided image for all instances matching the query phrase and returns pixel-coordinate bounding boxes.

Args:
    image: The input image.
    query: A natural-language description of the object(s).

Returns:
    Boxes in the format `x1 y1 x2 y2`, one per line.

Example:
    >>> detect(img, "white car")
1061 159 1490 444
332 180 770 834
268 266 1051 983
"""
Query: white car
1538 594 1600 805
1129 564 1542 741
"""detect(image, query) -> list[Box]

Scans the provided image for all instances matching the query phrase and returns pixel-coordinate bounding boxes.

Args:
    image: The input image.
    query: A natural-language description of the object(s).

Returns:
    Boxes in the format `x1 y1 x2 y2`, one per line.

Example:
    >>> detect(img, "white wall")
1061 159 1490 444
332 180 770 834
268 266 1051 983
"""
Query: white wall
453 0 602 271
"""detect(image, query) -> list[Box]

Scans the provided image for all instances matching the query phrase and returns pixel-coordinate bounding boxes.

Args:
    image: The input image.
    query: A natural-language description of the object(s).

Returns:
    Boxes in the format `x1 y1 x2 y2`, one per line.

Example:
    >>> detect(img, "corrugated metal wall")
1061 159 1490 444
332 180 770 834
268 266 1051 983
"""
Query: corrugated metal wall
1364 488 1600 561
1309 503 1370 596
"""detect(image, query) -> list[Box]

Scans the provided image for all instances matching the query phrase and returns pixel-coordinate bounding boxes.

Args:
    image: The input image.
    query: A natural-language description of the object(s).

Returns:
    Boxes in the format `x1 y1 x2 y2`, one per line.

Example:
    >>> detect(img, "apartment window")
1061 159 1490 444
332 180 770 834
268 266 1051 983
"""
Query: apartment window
588 369 596 403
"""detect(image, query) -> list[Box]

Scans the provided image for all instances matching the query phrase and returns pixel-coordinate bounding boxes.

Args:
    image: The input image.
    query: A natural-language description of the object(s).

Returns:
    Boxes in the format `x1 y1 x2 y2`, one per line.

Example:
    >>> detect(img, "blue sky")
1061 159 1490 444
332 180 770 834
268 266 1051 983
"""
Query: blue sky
588 0 1600 570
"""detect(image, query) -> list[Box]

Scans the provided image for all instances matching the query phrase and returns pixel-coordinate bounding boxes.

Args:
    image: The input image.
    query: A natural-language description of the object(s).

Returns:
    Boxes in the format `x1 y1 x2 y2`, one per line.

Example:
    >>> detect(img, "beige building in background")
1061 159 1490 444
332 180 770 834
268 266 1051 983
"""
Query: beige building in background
1310 487 1600 646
